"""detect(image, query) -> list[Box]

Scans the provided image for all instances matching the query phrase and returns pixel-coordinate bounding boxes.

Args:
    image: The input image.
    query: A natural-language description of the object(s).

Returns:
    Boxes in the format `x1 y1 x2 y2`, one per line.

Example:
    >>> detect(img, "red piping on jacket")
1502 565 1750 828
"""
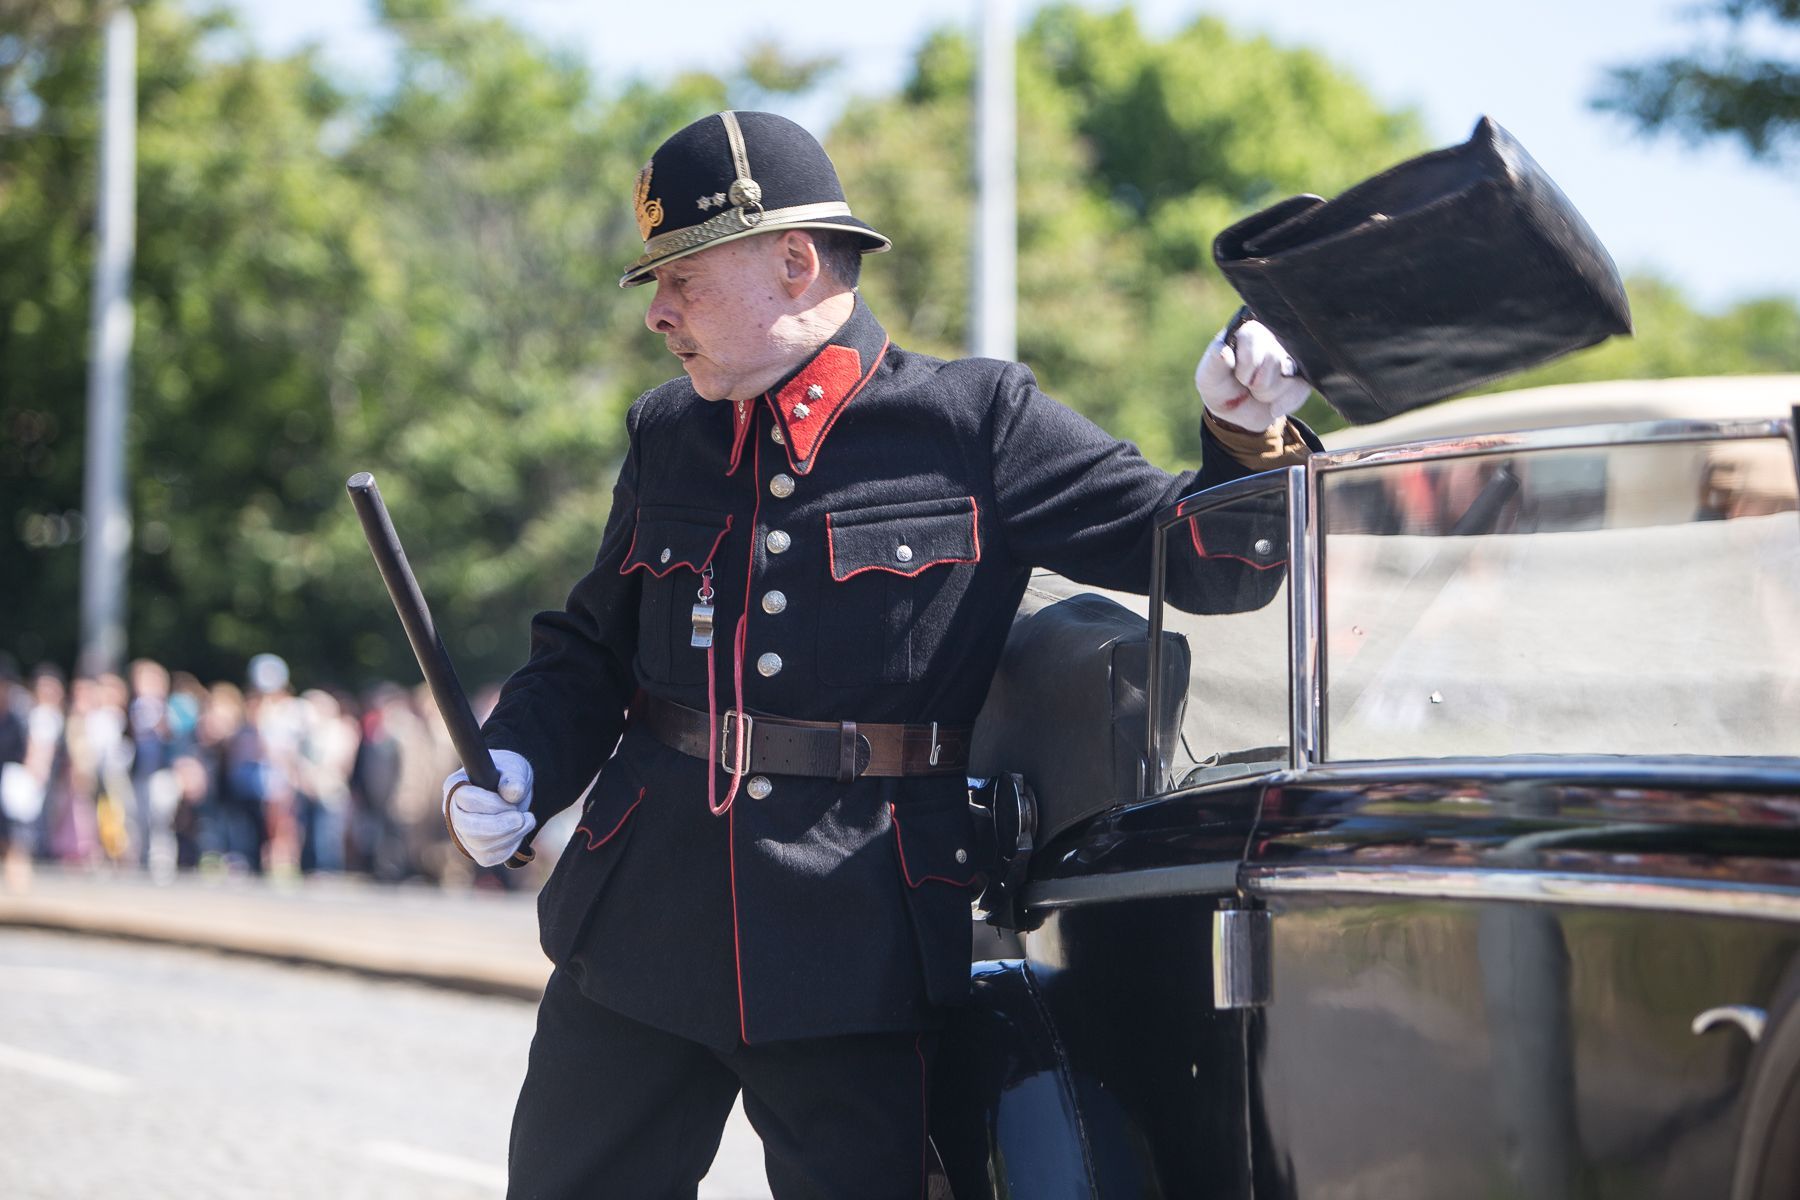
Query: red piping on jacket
731 778 747 1043
726 398 753 476
889 802 981 888
707 430 760 821
826 497 981 582
727 419 766 1045
782 338 891 475
574 787 645 850
618 512 734 577
1186 517 1286 571
705 639 723 815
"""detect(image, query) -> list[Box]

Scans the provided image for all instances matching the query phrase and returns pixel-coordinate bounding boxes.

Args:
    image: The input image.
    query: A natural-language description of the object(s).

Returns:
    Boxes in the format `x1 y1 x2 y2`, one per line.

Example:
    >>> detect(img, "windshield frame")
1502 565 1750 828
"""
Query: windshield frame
1148 414 1800 795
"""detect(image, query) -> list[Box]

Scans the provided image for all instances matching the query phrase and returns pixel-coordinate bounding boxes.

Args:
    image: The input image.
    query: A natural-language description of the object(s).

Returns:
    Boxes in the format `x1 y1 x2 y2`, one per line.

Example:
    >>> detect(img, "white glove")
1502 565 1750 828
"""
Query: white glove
442 749 537 867
1195 319 1312 434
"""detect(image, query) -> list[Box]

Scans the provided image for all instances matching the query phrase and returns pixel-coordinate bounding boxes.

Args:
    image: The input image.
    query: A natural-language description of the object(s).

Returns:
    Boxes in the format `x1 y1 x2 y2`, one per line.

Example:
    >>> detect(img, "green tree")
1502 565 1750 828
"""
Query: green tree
326 0 724 684
0 0 719 686
1483 275 1800 392
1594 0 1800 164
2 1 384 678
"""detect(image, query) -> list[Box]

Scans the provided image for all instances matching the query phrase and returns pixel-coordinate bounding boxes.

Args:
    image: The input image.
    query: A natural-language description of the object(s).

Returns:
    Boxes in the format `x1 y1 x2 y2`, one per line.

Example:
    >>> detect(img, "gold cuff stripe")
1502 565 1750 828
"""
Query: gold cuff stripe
636 201 856 263
721 110 752 183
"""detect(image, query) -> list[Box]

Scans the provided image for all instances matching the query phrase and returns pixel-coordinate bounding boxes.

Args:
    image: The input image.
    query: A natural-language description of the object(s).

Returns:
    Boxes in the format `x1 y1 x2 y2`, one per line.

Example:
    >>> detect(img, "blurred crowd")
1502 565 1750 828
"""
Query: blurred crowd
0 652 517 891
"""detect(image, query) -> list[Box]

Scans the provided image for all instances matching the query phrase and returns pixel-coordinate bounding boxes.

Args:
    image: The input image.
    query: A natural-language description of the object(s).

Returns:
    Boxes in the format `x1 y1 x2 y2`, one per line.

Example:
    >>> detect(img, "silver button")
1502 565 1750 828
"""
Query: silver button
792 403 811 420
761 590 787 615
1254 538 1273 556
895 544 914 563
757 652 783 677
954 848 968 864
766 529 791 554
770 424 785 445
805 384 825 401
770 473 795 499
746 776 773 799
659 547 672 564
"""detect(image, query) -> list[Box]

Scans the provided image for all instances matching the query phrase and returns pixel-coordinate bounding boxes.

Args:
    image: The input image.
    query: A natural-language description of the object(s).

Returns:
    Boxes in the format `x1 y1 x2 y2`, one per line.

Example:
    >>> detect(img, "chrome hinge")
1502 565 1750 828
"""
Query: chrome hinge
1212 906 1272 1010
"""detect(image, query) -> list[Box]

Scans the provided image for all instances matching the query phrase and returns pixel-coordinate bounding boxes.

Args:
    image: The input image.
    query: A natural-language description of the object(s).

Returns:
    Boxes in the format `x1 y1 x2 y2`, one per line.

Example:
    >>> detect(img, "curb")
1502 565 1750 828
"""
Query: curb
0 885 550 1002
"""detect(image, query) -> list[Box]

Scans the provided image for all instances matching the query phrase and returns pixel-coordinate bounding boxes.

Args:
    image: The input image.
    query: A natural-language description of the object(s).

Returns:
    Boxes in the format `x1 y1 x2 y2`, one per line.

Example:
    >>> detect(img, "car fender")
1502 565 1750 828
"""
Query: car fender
1731 951 1800 1200
930 959 1099 1200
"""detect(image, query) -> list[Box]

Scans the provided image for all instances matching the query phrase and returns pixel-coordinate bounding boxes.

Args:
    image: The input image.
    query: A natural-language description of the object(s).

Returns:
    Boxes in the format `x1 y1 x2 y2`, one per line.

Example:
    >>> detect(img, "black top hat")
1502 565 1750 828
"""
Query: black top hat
620 110 891 288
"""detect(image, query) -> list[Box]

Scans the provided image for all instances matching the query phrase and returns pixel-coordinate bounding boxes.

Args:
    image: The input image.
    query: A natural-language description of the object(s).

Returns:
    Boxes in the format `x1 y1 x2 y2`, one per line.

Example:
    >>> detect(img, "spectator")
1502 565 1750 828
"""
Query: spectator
168 751 214 872
296 688 359 874
22 667 69 866
211 682 268 874
128 658 175 870
248 653 304 875
0 660 31 891
349 686 407 880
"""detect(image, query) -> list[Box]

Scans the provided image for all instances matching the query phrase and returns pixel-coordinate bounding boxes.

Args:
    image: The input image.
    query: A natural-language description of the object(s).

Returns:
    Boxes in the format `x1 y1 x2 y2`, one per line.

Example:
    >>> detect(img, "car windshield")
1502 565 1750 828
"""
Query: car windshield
1319 434 1800 761
1152 477 1295 792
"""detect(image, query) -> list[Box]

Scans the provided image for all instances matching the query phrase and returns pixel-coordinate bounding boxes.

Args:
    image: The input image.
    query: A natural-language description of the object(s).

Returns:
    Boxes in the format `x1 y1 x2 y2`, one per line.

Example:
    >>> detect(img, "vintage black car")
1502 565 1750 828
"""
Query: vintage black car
932 408 1800 1200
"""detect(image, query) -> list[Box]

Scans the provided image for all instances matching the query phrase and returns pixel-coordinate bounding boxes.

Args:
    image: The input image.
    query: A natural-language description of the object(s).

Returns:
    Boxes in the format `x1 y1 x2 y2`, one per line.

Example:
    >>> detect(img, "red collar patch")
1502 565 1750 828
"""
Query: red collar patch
768 340 889 474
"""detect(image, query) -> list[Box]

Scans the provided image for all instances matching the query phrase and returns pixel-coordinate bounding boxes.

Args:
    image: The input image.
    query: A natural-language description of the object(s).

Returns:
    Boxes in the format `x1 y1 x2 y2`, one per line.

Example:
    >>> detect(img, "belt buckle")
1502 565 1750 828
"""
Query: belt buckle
720 711 754 777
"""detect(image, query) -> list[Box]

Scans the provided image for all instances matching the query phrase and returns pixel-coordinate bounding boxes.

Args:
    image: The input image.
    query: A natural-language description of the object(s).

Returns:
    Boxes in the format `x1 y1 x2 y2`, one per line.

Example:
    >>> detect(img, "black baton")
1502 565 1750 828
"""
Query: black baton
346 472 534 867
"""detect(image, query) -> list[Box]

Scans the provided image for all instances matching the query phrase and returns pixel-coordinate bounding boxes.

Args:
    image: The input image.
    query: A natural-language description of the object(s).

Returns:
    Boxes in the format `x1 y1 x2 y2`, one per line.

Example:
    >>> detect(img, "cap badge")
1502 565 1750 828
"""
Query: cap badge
634 162 664 241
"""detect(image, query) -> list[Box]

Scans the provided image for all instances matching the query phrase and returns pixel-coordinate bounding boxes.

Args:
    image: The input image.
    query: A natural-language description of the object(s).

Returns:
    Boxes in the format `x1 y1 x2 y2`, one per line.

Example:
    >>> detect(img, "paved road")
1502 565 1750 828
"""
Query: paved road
0 930 773 1199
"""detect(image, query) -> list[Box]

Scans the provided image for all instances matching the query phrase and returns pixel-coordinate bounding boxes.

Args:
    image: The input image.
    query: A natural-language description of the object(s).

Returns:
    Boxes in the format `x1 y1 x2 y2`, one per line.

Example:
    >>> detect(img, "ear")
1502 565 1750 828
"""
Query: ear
774 230 822 299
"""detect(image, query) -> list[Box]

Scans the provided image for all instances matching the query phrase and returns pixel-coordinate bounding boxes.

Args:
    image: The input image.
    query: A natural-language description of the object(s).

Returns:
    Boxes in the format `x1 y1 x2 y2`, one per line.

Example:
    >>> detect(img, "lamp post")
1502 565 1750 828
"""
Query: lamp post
79 4 137 677
970 0 1016 362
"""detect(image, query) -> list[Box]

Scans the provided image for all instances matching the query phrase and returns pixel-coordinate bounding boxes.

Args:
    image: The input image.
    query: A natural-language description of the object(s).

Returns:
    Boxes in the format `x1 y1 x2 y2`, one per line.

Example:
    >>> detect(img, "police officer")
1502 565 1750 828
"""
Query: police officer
442 110 1315 1199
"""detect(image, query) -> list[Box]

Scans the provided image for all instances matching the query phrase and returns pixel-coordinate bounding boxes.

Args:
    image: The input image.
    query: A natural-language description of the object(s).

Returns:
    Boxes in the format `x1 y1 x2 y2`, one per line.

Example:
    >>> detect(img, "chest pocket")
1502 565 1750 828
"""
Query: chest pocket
820 495 981 688
621 506 733 687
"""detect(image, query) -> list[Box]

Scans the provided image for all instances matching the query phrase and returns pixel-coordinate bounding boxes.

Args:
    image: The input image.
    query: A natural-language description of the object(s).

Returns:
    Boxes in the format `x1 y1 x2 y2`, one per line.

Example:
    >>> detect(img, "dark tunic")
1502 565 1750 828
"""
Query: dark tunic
484 297 1307 1051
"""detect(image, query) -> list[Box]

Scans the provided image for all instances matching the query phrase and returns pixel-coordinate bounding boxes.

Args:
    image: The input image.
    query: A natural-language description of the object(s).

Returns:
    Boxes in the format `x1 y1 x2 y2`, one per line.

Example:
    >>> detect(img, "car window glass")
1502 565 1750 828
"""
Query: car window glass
1153 482 1292 792
1320 435 1800 760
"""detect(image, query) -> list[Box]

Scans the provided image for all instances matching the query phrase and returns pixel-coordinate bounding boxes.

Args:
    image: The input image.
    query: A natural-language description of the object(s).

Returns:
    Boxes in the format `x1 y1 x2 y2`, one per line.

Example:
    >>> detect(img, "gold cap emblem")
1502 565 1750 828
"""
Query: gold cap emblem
634 162 664 241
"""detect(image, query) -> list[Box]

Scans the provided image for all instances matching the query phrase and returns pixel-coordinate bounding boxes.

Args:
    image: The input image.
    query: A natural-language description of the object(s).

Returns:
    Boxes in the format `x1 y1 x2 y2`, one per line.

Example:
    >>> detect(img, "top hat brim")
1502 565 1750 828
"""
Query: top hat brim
619 212 890 288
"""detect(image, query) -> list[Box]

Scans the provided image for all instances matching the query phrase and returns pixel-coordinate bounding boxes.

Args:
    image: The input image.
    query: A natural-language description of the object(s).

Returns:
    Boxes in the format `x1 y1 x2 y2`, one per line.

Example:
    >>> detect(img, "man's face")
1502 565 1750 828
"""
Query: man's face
644 238 791 402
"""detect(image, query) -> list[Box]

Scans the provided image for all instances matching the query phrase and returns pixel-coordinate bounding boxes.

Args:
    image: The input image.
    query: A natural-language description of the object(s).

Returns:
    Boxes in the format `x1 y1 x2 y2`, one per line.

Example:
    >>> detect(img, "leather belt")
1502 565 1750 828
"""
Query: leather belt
635 694 970 784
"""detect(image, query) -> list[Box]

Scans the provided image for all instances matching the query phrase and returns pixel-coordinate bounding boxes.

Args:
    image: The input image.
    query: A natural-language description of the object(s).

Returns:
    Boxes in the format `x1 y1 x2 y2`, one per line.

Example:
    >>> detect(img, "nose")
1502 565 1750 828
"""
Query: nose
645 283 680 335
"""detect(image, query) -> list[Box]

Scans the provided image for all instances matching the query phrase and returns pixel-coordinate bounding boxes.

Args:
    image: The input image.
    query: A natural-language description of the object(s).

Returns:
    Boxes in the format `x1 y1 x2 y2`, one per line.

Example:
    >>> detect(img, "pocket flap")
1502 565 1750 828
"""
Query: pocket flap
827 496 979 582
622 508 732 577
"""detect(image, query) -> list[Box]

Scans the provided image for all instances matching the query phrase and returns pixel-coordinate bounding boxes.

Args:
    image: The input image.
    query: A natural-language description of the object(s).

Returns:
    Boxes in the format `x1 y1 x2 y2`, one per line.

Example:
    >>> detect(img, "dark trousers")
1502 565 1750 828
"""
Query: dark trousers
509 968 936 1200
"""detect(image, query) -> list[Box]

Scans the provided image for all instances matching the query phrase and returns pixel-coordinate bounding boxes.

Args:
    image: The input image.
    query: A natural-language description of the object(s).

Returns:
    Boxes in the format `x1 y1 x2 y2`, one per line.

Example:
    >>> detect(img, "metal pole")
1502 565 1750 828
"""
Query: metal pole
79 5 137 678
971 0 1016 361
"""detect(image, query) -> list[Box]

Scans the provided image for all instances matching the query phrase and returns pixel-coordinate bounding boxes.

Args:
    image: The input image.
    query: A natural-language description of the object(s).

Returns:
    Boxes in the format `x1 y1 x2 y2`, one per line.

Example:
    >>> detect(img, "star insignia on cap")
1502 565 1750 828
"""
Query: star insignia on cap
696 192 729 212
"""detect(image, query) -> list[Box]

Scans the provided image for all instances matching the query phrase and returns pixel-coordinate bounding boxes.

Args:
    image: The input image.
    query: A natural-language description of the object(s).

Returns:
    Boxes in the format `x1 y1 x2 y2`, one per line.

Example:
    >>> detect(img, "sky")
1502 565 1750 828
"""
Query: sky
234 0 1799 312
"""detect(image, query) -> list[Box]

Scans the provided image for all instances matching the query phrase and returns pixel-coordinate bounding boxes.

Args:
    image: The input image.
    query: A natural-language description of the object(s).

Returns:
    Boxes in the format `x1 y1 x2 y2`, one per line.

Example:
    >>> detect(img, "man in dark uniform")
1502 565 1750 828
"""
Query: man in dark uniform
443 110 1315 1199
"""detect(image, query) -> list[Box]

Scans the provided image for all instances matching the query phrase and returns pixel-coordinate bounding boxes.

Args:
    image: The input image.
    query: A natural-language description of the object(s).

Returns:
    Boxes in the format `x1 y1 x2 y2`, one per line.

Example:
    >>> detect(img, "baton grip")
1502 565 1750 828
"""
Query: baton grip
347 472 534 867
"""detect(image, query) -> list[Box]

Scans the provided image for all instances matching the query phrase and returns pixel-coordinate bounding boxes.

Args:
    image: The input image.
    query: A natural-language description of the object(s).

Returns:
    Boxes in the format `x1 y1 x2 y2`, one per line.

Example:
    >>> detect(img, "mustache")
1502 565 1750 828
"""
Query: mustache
666 339 699 355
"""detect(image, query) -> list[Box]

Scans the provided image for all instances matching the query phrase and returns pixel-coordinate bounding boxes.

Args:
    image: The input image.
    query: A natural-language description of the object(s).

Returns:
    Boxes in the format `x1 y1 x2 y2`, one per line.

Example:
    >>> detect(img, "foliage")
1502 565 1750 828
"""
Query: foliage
1593 0 1800 164
1 0 712 685
2 0 1796 688
1478 275 1800 392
